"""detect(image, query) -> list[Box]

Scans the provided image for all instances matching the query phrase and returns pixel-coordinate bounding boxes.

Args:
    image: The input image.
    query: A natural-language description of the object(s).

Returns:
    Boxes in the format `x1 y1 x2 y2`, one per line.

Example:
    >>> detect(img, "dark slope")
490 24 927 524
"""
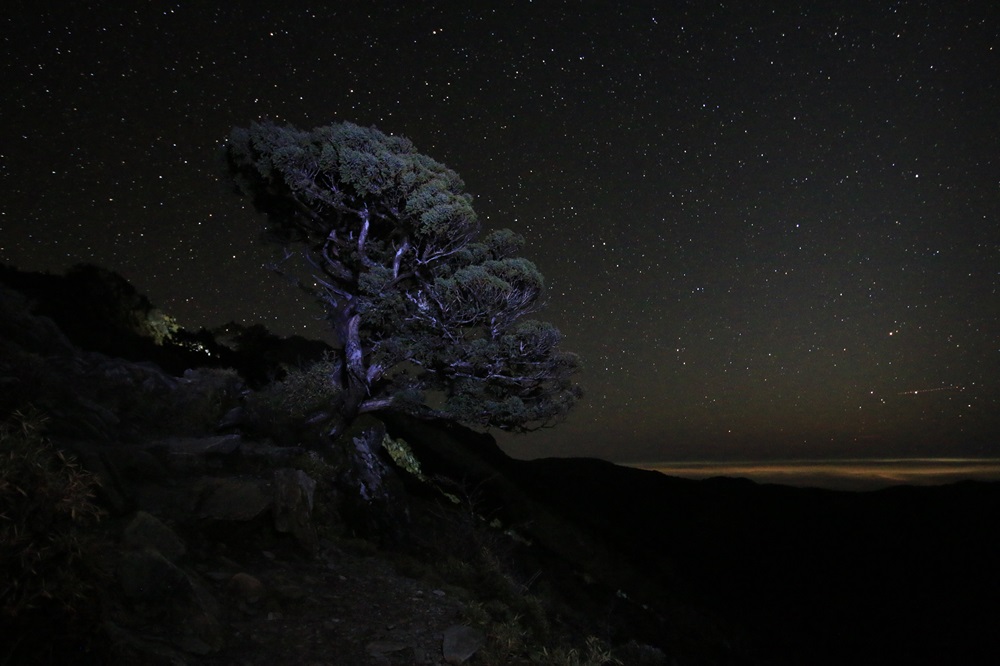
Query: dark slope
516 461 1000 664
4 265 997 665
390 415 1000 664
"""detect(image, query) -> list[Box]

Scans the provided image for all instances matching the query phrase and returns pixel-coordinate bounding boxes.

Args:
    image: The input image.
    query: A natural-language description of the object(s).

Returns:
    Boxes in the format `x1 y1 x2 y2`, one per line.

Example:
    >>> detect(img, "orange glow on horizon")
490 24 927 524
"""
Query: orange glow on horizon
631 458 1000 491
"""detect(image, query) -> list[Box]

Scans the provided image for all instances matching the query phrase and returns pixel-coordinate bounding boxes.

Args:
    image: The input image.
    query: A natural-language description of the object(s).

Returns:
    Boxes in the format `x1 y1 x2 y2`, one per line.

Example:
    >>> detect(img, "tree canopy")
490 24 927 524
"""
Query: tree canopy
226 120 581 437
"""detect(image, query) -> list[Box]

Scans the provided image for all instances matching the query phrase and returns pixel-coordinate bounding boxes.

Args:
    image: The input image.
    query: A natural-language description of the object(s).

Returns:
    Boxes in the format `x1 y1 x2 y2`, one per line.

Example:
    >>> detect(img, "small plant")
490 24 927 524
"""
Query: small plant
267 353 342 418
531 636 622 666
382 434 425 478
460 600 492 627
243 354 342 444
0 409 109 662
480 615 529 664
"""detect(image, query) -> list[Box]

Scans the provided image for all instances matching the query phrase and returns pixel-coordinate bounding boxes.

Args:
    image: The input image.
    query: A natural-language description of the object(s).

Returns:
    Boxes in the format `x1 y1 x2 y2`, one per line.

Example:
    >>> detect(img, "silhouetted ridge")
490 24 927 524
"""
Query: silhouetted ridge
0 264 331 381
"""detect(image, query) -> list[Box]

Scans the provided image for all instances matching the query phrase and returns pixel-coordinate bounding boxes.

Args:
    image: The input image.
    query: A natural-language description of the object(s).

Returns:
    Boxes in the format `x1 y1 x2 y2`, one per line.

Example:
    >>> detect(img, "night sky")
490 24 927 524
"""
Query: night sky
3 2 998 464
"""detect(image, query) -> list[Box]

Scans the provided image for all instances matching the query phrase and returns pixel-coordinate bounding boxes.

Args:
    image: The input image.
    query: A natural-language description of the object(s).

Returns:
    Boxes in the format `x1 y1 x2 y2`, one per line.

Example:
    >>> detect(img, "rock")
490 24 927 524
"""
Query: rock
174 610 225 655
236 439 308 464
615 640 670 665
0 283 77 355
227 572 265 604
106 446 169 482
103 620 191 666
273 468 318 552
148 434 242 465
132 479 204 520
123 510 186 562
116 548 224 656
338 417 411 544
118 547 189 601
95 356 179 393
346 420 390 503
68 395 121 439
271 583 307 601
196 477 272 521
442 625 485 664
366 640 411 657
217 405 245 430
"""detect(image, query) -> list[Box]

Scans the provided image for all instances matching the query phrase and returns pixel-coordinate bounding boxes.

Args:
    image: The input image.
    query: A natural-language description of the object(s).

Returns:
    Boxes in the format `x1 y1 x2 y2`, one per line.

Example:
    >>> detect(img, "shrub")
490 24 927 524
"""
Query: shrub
531 636 623 665
0 410 109 662
243 354 342 444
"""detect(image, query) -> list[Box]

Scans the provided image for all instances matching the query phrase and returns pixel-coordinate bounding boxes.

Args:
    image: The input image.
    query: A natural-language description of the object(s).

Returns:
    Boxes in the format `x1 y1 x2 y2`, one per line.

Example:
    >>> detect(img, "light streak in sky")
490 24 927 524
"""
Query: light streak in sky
897 385 964 396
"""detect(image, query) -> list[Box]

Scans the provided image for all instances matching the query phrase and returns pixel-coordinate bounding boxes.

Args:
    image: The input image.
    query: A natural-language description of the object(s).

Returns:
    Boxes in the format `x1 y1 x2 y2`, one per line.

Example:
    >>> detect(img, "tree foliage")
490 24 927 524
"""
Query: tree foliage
226 120 581 436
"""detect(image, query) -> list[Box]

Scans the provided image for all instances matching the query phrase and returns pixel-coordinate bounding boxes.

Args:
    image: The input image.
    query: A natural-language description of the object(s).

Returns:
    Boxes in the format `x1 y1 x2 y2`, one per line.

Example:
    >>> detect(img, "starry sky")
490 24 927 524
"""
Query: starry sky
3 1 998 463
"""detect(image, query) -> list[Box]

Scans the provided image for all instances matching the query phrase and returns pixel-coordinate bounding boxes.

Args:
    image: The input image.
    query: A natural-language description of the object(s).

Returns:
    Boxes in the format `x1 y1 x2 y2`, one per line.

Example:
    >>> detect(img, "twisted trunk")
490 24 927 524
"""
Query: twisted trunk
326 314 368 440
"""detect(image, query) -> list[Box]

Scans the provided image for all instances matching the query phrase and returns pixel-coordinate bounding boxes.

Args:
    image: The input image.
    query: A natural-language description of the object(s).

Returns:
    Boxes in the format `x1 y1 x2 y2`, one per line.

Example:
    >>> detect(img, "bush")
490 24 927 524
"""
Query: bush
243 354 342 444
0 410 109 663
531 636 622 665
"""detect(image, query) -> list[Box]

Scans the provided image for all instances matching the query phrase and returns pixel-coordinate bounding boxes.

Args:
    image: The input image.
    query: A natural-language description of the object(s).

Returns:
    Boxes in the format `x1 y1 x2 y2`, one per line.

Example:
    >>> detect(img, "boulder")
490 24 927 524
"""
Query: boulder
122 510 186 562
146 434 242 472
442 624 485 664
116 547 224 656
118 547 189 602
273 467 318 553
196 477 272 521
227 572 265 604
337 417 411 544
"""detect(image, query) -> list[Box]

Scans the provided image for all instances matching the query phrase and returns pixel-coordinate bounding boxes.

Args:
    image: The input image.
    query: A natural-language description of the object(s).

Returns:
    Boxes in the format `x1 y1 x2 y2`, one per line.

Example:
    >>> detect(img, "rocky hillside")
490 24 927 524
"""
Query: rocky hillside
2 266 999 666
0 268 683 665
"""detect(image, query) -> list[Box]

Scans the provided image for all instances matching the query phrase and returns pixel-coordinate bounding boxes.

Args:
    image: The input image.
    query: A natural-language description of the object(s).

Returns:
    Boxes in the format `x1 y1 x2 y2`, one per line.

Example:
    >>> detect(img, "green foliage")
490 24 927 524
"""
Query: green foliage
226 120 581 436
0 286 242 441
381 434 424 478
531 637 623 666
229 121 477 255
0 410 109 660
257 354 342 419
479 615 530 664
473 608 621 666
242 355 342 444
142 309 181 345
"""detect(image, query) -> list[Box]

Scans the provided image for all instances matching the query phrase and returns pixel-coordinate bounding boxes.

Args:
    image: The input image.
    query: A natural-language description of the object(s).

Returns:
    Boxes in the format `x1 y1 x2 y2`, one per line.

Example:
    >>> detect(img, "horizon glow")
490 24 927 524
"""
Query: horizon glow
632 457 1000 492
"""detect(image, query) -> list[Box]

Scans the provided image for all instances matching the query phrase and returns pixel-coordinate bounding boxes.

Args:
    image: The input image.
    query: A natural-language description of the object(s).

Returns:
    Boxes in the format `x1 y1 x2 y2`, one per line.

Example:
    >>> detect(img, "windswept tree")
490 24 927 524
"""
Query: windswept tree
226 121 581 438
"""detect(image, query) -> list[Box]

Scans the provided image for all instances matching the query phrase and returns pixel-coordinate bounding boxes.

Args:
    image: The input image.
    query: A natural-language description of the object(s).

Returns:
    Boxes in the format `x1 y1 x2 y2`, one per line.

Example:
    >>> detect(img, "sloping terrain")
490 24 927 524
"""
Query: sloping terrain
2 267 998 665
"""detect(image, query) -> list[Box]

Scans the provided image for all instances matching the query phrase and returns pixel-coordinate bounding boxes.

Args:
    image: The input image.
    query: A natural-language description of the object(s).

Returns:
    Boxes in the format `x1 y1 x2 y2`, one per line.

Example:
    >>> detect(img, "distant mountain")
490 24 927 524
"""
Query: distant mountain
389 414 1000 665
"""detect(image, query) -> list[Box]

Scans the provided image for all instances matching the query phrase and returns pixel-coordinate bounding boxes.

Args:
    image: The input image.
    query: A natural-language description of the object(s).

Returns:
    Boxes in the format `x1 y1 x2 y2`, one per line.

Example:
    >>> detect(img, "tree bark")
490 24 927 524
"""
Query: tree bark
327 314 368 440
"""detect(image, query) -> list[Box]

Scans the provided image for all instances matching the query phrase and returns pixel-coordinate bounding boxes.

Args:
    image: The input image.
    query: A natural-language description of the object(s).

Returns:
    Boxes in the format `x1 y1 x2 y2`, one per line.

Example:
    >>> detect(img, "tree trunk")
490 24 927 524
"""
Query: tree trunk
326 382 365 441
327 314 368 441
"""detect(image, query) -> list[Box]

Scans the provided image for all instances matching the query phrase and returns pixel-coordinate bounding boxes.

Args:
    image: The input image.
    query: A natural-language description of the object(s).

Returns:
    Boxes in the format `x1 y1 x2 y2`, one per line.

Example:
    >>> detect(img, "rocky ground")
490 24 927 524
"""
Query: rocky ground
10 270 998 666
8 413 630 666
107 506 478 666
1 278 667 665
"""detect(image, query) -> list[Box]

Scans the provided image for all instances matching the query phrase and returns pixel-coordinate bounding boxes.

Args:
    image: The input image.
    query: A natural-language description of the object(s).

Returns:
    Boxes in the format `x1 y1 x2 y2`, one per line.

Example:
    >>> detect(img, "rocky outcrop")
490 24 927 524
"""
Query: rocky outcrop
54 422 474 665
337 417 412 545
273 467 318 554
2 267 693 665
442 624 486 664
